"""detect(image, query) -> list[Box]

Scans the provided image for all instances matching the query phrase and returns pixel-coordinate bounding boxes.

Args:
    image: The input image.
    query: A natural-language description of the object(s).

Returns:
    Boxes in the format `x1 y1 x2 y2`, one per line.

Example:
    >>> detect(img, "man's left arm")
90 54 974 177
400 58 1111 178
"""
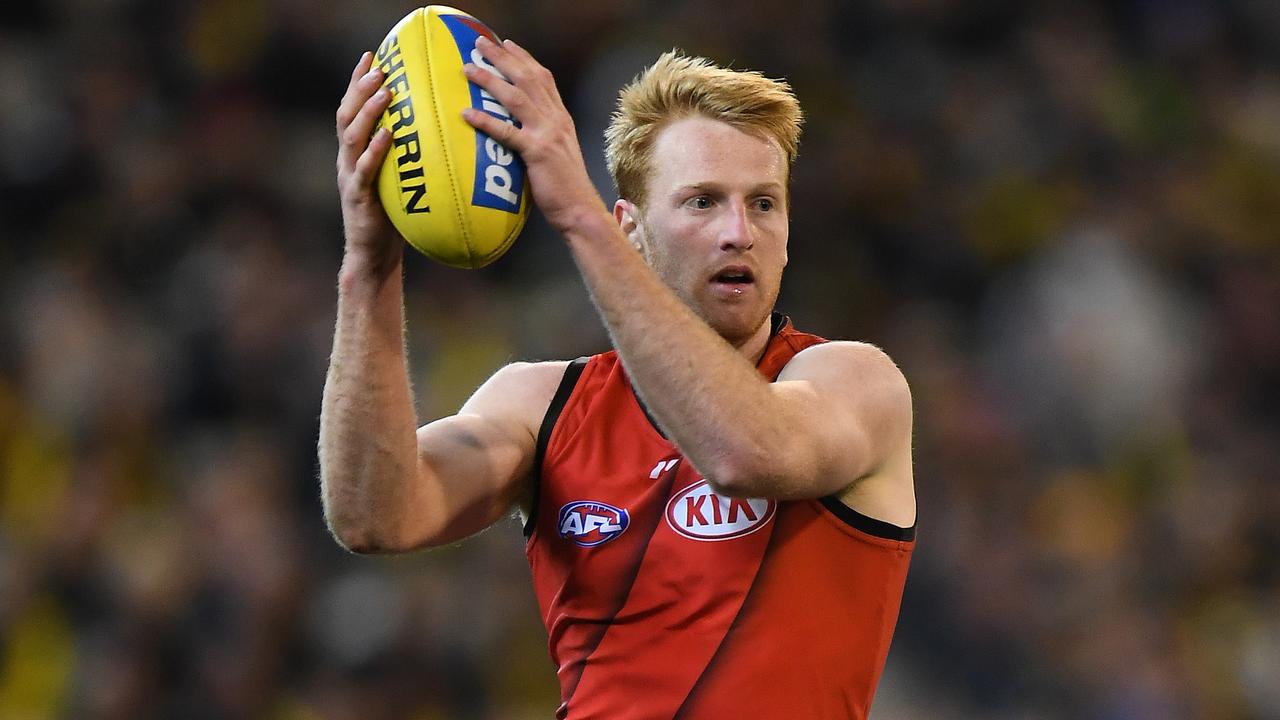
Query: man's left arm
462 38 914 508
571 223 915 510
556 210 916 505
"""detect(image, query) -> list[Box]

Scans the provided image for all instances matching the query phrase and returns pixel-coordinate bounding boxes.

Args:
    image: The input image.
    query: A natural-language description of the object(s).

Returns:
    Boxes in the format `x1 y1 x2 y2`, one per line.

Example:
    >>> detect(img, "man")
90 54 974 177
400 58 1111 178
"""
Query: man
323 36 915 719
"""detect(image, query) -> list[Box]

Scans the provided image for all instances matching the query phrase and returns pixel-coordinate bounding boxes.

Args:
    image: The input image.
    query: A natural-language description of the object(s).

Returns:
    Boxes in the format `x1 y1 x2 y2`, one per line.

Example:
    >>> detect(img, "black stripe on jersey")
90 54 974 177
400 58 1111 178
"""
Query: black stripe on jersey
672 513 780 718
634 394 669 441
525 357 589 538
769 310 786 336
562 459 683 712
818 495 916 541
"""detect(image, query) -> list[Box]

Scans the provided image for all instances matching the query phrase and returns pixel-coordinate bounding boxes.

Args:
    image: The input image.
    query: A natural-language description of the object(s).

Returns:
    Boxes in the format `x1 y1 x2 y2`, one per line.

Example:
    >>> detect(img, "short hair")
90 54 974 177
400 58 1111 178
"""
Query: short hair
604 50 804 207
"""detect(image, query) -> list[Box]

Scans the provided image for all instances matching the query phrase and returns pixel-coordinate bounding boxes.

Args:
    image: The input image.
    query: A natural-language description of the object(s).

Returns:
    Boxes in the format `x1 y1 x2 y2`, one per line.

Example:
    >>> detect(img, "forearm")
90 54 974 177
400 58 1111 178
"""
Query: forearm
563 211 801 493
319 247 425 551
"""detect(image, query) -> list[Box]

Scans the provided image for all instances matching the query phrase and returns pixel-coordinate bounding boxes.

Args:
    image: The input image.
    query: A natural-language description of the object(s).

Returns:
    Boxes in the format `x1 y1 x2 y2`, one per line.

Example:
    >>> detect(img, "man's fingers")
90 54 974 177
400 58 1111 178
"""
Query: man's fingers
338 80 391 173
350 51 373 84
462 62 527 117
337 53 374 128
473 35 513 72
462 107 522 152
352 127 393 187
474 35 548 92
343 87 392 154
500 38 538 65
337 65 385 135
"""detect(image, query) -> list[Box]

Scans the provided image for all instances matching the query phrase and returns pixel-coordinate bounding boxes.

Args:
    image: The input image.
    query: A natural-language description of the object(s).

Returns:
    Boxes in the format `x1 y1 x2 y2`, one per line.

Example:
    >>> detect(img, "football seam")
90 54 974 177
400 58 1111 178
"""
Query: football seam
473 192 525 265
482 195 528 264
424 8 476 267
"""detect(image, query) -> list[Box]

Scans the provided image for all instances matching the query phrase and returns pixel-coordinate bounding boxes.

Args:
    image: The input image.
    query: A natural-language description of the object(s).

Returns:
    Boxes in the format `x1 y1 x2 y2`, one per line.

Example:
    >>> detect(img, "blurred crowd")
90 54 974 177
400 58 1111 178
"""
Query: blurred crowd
1 0 1278 718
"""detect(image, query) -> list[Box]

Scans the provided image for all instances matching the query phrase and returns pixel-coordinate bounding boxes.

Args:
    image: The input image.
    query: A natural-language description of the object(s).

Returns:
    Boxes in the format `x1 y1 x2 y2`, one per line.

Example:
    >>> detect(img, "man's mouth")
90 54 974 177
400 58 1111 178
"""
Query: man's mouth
711 266 755 287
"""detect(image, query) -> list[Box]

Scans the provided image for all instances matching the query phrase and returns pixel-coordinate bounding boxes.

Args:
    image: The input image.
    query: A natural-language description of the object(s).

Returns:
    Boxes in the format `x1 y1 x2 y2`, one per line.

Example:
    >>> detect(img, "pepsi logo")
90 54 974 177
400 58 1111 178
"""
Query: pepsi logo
558 501 630 547
665 481 776 541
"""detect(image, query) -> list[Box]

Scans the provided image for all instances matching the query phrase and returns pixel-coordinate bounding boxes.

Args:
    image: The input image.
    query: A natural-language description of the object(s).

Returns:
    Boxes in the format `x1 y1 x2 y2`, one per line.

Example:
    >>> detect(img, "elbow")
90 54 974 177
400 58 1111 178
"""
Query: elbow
703 475 757 499
341 538 407 555
327 522 387 554
702 440 825 500
330 530 377 554
326 518 420 555
324 511 388 554
702 449 780 499
319 459 429 554
321 489 422 555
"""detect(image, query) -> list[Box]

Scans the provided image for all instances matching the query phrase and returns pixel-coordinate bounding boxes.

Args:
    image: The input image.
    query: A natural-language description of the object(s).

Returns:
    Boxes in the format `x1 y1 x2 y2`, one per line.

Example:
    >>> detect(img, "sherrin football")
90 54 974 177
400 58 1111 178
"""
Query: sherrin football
373 6 530 268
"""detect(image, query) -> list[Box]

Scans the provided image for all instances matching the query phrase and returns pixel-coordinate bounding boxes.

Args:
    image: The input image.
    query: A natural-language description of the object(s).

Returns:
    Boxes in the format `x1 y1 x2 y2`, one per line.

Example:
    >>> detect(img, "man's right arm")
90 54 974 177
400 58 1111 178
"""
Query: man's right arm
319 51 564 553
321 343 565 552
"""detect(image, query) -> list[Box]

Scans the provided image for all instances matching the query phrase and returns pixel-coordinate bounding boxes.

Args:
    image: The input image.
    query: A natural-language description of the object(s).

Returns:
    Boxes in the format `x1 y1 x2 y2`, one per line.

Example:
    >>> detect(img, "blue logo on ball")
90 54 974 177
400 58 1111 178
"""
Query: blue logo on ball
439 14 527 214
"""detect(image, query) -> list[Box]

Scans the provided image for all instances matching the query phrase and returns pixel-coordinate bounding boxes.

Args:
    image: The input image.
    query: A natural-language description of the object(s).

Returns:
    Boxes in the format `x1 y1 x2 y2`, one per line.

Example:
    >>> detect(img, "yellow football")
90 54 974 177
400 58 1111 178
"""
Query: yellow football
373 6 530 269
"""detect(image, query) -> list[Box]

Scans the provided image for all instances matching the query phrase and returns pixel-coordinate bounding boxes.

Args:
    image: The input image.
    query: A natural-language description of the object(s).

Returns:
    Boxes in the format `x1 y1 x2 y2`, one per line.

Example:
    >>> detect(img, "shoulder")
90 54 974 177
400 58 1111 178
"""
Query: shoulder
460 360 575 424
485 360 574 393
779 341 912 430
783 342 915 523
781 341 909 394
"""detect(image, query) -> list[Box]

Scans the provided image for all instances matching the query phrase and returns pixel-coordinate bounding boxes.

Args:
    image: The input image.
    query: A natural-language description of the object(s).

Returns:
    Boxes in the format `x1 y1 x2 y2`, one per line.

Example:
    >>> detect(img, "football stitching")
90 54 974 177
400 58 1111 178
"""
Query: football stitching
487 183 528 264
475 193 525 265
424 9 475 267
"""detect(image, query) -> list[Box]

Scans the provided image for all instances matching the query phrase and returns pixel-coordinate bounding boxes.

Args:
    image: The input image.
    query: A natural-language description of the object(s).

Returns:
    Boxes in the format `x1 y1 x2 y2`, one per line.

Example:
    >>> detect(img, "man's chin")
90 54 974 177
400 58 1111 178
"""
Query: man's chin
702 305 773 346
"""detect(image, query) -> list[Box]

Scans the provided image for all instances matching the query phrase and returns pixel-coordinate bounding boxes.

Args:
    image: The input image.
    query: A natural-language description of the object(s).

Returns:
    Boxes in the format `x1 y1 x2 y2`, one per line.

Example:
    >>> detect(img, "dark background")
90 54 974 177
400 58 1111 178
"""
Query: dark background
1 0 1278 718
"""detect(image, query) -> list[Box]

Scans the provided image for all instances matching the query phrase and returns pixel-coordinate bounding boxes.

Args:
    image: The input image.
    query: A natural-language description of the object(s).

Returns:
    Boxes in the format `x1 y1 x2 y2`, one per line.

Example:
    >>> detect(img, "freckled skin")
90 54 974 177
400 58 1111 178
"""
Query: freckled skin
628 116 790 347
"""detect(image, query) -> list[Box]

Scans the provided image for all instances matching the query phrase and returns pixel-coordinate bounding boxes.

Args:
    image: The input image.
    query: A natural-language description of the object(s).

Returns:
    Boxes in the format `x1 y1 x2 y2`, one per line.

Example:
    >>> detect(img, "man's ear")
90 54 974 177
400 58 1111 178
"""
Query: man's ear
613 199 644 253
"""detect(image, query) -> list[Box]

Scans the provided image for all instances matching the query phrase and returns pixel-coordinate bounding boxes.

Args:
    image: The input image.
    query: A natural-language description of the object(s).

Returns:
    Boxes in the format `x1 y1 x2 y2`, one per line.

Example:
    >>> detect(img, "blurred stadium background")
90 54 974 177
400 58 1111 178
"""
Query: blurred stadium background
2 0 1278 718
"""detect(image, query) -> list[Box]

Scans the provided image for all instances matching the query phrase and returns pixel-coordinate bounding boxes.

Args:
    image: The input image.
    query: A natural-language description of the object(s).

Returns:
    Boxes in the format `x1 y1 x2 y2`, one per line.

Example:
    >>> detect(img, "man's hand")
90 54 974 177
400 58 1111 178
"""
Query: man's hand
335 51 399 271
461 36 609 235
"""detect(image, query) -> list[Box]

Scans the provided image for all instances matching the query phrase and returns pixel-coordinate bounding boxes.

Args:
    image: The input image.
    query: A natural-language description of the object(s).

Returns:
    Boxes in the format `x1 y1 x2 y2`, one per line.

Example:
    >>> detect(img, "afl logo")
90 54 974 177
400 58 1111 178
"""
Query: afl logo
557 501 630 547
665 480 776 541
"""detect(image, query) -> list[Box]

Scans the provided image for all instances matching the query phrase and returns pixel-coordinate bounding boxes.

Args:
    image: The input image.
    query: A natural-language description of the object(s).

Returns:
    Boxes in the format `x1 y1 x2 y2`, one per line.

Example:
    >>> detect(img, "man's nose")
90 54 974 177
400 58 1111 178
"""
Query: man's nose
718 202 754 252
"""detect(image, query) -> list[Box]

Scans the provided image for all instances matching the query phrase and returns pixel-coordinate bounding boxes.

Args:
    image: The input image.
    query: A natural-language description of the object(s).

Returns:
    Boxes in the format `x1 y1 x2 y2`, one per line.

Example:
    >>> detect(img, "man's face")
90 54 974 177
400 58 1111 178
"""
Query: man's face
616 115 789 345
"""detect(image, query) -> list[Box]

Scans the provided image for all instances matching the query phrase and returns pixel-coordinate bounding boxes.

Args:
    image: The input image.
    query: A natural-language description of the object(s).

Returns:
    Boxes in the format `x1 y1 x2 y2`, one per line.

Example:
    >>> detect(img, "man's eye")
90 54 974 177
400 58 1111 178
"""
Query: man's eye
756 198 775 212
688 196 711 209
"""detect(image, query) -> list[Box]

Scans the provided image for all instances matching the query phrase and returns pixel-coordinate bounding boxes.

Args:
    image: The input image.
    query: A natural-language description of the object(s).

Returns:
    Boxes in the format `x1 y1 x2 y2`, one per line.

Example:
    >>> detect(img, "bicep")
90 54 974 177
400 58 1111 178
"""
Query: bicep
410 361 567 547
772 342 913 492
412 412 535 546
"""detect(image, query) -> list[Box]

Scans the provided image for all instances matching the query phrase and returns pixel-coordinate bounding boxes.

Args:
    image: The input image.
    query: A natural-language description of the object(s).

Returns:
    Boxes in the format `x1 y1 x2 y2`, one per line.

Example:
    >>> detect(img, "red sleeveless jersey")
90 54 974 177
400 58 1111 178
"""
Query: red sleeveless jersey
525 315 915 719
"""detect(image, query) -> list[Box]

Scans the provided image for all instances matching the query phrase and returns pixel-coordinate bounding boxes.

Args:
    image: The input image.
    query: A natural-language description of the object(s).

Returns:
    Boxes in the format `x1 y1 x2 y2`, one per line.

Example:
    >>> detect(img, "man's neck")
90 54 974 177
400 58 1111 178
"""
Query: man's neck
731 315 777 368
